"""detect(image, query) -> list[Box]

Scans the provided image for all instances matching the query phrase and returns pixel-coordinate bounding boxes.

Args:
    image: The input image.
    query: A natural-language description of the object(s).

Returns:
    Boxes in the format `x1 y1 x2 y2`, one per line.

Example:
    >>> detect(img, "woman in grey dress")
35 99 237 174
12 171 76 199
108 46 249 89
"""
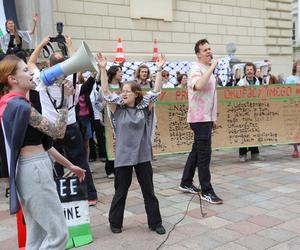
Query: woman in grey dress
96 52 166 235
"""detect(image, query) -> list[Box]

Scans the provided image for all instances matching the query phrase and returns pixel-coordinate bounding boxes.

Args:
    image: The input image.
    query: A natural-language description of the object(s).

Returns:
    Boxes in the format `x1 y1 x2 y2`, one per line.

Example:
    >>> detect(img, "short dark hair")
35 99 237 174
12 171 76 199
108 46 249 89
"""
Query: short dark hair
243 62 256 74
194 39 209 54
107 65 122 84
176 72 188 85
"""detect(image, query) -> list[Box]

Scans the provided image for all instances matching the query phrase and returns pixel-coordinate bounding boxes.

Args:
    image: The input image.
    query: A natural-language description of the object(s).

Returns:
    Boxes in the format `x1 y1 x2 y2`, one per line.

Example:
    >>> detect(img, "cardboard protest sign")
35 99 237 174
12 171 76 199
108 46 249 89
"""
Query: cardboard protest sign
105 85 300 159
16 177 92 249
55 177 92 249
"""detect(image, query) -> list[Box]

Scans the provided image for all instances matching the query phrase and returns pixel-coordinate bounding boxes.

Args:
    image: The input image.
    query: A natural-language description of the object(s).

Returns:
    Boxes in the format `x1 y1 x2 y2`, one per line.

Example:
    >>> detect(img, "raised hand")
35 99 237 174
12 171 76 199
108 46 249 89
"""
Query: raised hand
64 35 72 47
156 54 166 70
96 52 107 70
33 13 39 22
40 36 50 47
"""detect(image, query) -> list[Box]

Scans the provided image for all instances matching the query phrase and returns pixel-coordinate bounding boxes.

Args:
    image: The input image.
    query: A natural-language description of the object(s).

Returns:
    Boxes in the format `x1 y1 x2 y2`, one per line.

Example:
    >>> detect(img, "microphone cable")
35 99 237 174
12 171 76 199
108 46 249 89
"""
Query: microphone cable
155 185 207 250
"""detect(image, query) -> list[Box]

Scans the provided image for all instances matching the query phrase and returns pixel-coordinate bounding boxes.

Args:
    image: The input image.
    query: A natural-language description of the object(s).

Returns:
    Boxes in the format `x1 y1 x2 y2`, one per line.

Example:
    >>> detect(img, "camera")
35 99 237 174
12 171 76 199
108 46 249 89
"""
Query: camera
49 22 65 44
48 22 68 57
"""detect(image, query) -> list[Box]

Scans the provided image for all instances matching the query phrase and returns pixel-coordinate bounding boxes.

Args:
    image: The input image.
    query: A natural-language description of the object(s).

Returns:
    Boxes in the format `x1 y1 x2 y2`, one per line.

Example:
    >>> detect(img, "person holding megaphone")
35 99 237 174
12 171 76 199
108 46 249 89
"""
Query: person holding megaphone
0 55 86 249
28 36 99 205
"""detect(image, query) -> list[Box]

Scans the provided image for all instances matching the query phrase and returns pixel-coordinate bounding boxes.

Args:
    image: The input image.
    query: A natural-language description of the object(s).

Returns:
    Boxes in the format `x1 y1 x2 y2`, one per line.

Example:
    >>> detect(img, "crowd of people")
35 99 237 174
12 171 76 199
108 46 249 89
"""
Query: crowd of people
0 16 299 249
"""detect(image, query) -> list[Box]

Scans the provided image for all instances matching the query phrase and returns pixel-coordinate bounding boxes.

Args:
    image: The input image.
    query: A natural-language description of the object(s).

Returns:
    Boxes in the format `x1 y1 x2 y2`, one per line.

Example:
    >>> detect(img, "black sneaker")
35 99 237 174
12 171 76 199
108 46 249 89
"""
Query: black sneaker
179 184 200 194
200 191 223 205
110 224 122 234
150 224 166 235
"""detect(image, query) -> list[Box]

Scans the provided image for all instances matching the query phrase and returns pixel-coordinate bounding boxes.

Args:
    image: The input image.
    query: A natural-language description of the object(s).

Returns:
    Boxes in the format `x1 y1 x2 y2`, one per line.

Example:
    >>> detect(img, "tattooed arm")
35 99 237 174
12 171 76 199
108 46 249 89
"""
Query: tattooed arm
28 80 74 139
29 105 68 139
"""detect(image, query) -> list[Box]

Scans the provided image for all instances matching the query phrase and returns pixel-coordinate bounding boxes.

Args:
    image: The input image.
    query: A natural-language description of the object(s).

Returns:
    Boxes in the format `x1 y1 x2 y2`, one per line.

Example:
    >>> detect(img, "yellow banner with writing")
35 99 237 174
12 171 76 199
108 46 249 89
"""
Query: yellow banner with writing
105 85 300 159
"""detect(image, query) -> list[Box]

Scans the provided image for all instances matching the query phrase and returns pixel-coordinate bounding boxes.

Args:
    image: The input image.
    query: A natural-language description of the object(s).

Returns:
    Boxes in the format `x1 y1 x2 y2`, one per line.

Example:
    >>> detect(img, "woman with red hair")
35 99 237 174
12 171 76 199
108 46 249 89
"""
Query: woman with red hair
0 55 85 249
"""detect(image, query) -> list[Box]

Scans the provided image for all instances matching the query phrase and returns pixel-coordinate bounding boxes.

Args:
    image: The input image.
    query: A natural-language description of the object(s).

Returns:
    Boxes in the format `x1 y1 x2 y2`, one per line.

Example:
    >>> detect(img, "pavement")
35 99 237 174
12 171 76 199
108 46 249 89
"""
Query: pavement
1 145 300 250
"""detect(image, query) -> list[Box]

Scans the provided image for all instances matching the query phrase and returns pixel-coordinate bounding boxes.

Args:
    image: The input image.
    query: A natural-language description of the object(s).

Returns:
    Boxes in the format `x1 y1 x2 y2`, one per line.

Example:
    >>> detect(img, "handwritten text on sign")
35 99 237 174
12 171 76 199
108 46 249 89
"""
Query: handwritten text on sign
105 85 300 159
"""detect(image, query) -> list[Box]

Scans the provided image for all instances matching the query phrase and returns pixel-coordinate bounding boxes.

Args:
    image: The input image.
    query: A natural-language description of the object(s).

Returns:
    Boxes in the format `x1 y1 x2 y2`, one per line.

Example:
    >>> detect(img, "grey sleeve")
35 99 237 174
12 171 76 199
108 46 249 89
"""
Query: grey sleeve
102 92 124 106
136 91 161 109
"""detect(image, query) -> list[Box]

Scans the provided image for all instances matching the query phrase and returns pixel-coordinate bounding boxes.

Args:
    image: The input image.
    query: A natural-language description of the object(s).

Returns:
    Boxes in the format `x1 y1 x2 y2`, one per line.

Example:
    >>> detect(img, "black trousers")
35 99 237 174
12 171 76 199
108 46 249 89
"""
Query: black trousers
180 122 213 194
53 123 98 200
239 147 259 156
105 160 115 175
109 161 162 229
91 119 107 159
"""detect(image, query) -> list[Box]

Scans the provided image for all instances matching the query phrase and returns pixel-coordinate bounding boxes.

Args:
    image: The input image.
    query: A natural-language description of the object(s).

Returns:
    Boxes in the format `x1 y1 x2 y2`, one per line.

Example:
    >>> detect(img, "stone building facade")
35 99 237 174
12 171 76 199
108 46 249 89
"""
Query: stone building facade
15 0 293 76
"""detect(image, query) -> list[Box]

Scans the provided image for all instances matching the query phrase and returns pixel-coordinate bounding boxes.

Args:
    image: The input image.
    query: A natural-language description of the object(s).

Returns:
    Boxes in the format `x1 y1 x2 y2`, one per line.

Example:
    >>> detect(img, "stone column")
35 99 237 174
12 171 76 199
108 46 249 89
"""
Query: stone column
15 0 54 48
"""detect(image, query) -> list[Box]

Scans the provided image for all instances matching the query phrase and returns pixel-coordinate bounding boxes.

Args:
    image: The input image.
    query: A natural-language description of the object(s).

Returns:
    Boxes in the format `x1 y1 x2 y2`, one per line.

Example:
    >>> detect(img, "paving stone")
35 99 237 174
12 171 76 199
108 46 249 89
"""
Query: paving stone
160 206 183 217
197 216 232 229
0 145 300 249
217 211 251 222
270 186 298 193
180 234 223 249
255 200 286 210
236 206 269 216
235 234 278 250
267 208 300 221
239 193 269 203
204 227 243 244
256 227 298 242
247 214 283 227
278 219 300 234
225 221 264 235
213 242 250 250
187 207 217 219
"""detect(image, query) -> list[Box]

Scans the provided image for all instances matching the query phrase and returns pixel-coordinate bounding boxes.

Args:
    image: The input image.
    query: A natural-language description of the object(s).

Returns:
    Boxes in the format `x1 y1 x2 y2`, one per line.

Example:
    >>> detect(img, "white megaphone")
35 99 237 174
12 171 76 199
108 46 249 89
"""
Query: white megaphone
40 41 98 86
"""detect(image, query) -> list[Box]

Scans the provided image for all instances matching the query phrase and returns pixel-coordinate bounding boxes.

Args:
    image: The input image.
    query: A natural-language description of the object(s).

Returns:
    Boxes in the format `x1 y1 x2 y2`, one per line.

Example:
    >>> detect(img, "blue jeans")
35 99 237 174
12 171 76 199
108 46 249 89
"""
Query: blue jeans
53 122 97 200
180 122 214 194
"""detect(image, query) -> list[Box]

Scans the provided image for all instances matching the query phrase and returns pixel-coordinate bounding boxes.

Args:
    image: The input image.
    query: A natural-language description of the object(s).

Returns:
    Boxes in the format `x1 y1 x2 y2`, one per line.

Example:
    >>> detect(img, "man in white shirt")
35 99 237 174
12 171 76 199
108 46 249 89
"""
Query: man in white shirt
28 37 98 205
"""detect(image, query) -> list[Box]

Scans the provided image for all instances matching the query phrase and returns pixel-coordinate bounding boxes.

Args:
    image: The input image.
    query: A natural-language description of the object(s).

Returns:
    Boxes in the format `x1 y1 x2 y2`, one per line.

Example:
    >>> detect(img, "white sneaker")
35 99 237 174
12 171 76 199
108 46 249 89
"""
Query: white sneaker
239 155 247 162
107 173 115 179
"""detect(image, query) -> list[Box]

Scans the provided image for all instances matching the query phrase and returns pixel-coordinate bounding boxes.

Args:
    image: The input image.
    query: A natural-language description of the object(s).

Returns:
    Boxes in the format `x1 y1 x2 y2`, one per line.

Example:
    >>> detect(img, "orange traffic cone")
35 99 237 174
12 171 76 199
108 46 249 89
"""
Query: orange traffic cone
151 39 158 62
114 37 125 64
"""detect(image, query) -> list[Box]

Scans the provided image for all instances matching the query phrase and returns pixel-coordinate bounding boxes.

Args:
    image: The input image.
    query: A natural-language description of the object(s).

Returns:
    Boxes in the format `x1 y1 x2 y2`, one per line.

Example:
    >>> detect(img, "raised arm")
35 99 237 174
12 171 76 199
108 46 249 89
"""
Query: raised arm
153 54 166 92
65 35 76 56
96 53 109 95
28 13 39 35
28 37 50 71
194 59 218 90
28 80 73 139
95 52 118 113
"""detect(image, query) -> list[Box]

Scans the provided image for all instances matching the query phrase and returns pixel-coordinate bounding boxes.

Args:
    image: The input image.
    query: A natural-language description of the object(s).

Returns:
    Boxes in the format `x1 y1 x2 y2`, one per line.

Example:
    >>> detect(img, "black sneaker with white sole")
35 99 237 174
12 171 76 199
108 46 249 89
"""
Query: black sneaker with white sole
179 184 200 194
200 191 223 204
